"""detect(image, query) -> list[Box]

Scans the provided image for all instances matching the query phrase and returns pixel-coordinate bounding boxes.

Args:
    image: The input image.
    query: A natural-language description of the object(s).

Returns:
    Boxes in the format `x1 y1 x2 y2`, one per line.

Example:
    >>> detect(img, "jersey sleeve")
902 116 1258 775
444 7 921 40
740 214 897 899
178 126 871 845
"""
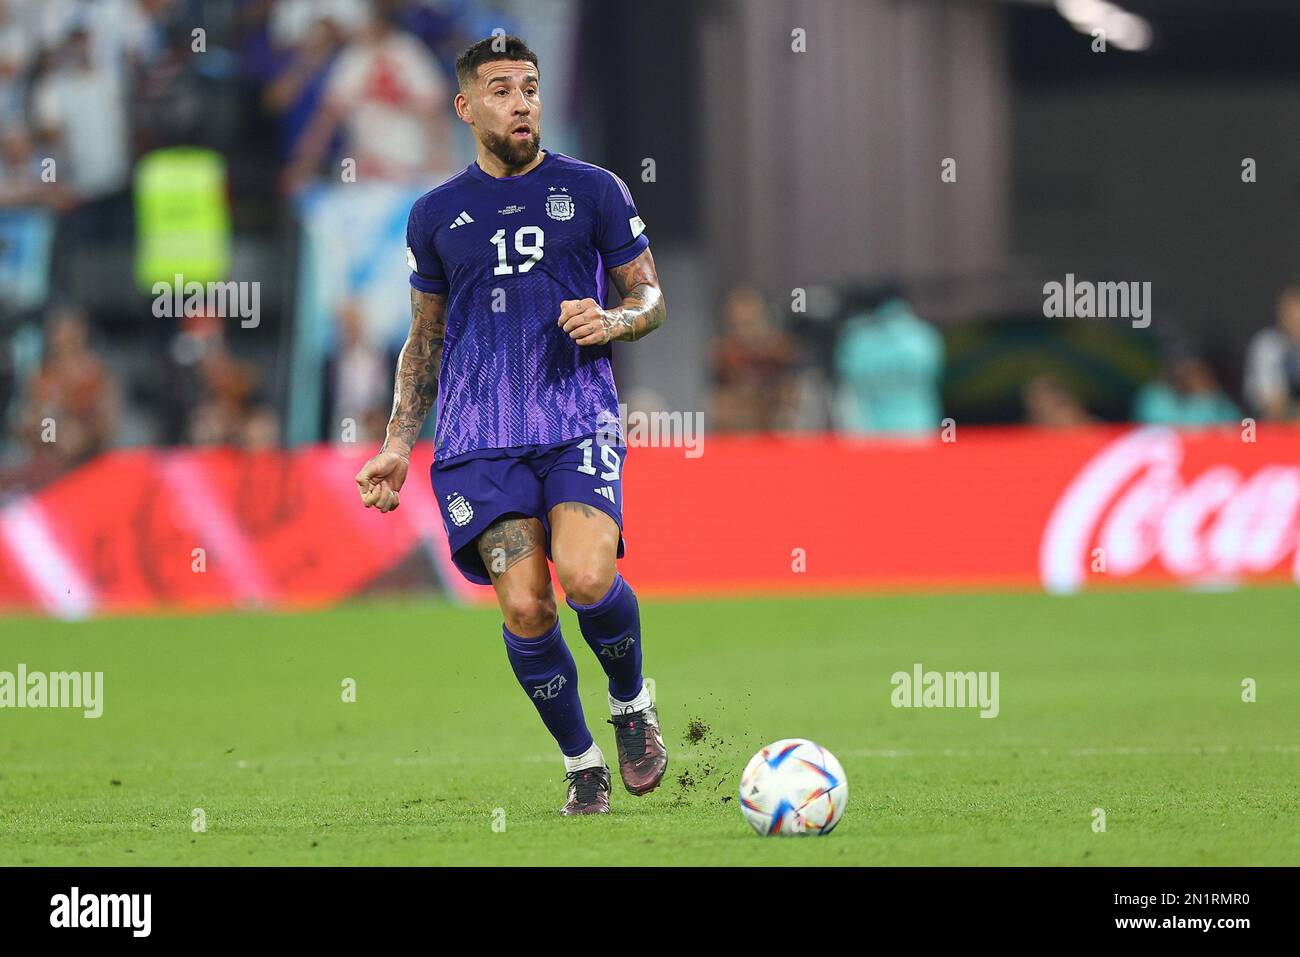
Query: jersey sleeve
406 199 448 294
594 169 650 268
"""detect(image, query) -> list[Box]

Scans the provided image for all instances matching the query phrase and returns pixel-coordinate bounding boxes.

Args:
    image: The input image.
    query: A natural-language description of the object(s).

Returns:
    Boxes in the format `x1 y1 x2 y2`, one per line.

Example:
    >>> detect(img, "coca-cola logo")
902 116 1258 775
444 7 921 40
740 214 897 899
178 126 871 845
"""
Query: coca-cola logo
1040 428 1300 592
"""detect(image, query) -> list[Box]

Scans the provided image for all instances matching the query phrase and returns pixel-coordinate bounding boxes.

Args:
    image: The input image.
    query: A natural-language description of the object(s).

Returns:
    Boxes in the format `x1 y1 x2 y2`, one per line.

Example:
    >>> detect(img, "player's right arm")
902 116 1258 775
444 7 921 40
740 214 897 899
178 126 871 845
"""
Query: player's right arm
354 287 447 512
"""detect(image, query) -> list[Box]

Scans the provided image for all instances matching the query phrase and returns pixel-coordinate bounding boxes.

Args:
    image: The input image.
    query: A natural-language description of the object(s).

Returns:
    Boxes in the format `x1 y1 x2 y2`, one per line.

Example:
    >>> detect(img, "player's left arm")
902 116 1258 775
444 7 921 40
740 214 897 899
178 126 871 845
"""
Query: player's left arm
558 247 665 346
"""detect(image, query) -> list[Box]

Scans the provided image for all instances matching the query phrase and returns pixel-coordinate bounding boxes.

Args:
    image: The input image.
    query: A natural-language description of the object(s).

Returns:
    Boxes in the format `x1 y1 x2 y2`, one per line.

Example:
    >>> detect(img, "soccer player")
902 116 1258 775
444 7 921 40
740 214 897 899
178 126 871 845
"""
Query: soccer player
354 36 668 815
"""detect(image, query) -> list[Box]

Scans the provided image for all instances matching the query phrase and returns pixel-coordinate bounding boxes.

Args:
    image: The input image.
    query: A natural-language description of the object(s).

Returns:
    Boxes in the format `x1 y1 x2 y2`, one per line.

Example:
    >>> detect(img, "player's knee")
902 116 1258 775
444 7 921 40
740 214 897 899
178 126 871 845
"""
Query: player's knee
558 564 615 606
502 592 557 637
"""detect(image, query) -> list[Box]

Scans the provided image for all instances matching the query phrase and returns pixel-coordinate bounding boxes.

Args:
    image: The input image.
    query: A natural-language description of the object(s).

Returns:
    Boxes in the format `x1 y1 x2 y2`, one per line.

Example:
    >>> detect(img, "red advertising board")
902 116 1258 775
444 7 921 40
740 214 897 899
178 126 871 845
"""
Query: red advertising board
1 425 1297 617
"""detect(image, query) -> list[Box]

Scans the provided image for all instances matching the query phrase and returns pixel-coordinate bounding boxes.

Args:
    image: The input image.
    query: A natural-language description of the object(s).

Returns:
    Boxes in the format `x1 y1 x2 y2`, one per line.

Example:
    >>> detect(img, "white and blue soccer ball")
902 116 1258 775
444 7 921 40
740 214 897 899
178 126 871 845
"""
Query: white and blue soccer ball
738 738 848 836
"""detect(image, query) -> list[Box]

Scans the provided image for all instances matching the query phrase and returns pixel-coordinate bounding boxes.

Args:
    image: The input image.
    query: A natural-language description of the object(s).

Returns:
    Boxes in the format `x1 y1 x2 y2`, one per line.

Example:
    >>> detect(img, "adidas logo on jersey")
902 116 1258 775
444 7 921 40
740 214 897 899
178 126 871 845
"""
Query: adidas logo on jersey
449 211 474 229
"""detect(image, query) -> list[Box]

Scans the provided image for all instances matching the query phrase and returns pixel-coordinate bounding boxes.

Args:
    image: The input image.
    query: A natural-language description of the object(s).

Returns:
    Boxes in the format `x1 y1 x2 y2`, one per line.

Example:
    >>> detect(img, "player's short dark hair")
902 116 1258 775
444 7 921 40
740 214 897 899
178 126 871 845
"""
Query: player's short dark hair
455 35 539 90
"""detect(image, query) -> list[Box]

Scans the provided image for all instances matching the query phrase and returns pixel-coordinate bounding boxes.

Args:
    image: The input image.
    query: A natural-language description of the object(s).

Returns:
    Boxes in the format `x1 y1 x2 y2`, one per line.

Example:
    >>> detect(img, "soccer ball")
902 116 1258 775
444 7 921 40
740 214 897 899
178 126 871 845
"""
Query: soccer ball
738 738 848 836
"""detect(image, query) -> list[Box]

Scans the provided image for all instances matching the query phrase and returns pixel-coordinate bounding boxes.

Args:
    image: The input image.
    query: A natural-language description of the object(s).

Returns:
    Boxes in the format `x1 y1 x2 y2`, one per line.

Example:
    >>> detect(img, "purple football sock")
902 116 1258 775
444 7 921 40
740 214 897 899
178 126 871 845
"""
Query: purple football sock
567 574 644 704
502 620 593 757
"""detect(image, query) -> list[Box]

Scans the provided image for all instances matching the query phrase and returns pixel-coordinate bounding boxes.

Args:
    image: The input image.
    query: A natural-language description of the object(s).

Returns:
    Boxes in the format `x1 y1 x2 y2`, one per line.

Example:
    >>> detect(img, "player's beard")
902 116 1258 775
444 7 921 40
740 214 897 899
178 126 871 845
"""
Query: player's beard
482 127 541 172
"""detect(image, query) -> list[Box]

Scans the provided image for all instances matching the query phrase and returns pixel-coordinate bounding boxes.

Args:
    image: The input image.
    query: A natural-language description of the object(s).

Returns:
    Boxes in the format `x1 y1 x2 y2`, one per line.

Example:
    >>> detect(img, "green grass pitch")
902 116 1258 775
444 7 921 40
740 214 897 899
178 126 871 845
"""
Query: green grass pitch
1 588 1297 866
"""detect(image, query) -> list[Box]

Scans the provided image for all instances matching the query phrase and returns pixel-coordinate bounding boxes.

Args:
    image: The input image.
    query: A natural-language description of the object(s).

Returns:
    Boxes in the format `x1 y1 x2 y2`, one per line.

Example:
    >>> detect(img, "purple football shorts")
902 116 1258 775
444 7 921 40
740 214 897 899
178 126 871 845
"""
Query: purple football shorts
429 433 626 585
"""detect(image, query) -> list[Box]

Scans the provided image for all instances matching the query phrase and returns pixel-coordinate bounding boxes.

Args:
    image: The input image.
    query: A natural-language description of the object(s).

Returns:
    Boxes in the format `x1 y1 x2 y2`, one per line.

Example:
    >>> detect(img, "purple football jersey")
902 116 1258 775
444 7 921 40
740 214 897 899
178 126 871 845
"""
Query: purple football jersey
405 151 650 461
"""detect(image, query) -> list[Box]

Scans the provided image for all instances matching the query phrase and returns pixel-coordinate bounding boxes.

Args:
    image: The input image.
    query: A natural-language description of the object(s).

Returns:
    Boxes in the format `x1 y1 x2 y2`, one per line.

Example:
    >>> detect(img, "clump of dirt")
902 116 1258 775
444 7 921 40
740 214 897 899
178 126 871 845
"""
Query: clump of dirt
677 713 736 799
684 718 710 745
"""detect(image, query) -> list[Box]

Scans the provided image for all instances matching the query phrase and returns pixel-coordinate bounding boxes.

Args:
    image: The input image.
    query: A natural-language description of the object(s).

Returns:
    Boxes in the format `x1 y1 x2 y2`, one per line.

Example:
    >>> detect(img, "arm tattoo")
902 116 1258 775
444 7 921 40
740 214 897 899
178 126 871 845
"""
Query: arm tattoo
604 248 665 343
476 517 542 581
383 288 447 456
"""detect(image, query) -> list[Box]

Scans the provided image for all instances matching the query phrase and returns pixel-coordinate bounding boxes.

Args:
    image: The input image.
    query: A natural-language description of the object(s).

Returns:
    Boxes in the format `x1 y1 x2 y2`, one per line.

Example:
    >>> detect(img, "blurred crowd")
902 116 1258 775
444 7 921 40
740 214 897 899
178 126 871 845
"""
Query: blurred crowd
707 282 1300 437
0 0 498 481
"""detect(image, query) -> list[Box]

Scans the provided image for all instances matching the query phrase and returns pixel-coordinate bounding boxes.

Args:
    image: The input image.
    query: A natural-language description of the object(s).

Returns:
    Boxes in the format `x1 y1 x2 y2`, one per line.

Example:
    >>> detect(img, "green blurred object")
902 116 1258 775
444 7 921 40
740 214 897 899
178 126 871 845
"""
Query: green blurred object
942 316 1162 424
133 147 231 291
1133 383 1240 428
835 299 945 434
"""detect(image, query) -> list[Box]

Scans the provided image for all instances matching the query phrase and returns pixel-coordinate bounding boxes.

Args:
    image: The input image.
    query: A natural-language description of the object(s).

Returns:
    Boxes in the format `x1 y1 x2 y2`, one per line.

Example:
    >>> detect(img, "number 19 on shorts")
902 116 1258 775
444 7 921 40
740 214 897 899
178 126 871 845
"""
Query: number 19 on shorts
576 438 621 480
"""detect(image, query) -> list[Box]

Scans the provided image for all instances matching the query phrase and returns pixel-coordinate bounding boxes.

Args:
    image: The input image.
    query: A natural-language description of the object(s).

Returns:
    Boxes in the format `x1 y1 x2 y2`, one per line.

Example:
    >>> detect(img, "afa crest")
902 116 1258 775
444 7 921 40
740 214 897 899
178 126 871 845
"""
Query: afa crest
545 190 575 221
532 674 568 700
600 635 637 660
446 493 474 527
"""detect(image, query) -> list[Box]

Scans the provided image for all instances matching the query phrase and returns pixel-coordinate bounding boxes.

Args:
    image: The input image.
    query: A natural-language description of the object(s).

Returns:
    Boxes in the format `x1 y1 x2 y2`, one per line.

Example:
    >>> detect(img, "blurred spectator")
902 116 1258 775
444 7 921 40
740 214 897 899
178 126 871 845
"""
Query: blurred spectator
1243 285 1300 421
262 11 346 161
159 312 218 444
0 124 71 209
709 285 800 432
161 311 274 448
189 328 262 446
133 7 235 155
1022 374 1094 428
834 295 943 435
14 306 120 468
268 0 366 51
329 298 390 444
240 404 281 448
239 0 361 86
106 0 171 70
1133 356 1240 428
0 0 32 127
31 26 131 215
286 6 450 187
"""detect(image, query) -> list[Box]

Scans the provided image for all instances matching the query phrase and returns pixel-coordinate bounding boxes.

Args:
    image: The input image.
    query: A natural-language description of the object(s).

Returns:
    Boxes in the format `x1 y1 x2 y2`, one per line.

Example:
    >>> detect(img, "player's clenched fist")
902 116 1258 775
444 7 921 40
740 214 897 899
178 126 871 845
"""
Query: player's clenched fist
558 297 618 346
354 448 410 513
